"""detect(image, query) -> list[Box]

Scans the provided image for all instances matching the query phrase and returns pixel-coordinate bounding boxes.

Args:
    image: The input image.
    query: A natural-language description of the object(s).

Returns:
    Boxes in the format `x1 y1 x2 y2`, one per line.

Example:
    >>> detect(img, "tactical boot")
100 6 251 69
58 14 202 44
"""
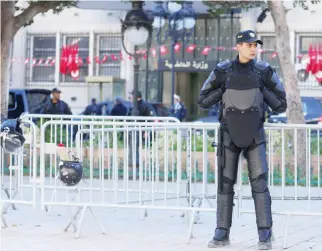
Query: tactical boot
208 228 230 248
257 228 272 250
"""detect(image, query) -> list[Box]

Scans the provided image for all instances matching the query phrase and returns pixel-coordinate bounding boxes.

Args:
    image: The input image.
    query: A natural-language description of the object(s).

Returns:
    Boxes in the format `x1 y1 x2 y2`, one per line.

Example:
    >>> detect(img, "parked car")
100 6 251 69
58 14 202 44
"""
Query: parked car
98 100 133 116
149 102 170 117
194 116 219 124
268 96 322 124
97 101 169 117
8 88 51 119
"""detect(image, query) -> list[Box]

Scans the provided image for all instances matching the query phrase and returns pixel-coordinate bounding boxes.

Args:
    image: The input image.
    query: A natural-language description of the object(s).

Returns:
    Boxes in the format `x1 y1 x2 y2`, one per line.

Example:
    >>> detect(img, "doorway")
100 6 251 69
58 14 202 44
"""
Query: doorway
175 71 210 120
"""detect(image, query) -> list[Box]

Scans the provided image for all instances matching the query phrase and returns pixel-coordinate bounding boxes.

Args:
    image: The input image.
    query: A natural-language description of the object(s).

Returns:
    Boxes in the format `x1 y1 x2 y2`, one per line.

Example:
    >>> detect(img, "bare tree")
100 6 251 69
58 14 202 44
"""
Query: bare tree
267 0 305 124
1 0 77 119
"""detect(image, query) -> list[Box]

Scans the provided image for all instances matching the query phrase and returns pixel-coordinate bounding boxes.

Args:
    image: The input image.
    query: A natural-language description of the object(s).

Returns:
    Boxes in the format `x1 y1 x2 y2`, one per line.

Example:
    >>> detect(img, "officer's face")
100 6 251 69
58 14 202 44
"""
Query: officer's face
237 42 258 60
52 92 61 100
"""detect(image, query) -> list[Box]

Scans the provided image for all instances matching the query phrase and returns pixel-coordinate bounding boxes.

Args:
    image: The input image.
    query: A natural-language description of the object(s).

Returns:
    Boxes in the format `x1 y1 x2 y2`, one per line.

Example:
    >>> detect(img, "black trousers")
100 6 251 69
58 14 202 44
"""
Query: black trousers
216 128 272 230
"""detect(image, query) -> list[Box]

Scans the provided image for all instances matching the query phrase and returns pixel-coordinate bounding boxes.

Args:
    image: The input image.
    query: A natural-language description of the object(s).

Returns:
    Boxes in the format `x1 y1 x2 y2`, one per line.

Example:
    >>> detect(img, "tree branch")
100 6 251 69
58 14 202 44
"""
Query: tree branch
13 1 60 36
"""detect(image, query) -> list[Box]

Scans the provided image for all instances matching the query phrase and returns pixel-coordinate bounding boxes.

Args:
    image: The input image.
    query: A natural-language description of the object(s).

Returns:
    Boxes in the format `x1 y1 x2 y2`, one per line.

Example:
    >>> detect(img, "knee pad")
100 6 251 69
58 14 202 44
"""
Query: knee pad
250 173 268 193
220 176 235 194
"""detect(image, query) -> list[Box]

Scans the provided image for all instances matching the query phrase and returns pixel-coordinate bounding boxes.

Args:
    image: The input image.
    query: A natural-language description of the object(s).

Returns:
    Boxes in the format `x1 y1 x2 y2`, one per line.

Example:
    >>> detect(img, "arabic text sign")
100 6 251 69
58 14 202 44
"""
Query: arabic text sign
158 59 217 72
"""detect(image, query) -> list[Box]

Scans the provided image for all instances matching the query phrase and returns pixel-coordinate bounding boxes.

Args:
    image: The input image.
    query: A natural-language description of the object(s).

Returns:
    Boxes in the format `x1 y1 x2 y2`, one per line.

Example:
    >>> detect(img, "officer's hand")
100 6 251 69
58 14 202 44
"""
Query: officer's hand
220 84 226 94
197 94 208 109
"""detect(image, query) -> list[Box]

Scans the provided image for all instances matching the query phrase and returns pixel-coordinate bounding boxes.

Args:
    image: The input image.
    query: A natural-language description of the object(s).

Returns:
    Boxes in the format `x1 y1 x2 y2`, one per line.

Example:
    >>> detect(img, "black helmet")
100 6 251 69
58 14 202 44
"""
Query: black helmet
0 119 25 154
58 160 83 186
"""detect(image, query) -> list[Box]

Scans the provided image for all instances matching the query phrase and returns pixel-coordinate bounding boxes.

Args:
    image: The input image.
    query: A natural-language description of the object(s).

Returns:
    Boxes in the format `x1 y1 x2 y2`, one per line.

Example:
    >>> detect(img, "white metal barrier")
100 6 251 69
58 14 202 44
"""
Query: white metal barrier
20 114 180 124
37 120 322 245
0 120 38 227
18 114 179 213
1 116 321 247
19 114 179 155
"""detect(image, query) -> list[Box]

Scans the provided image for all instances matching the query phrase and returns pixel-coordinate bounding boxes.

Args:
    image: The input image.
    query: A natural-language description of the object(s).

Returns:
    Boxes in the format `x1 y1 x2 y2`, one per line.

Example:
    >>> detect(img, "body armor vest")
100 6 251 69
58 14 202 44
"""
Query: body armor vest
219 59 266 148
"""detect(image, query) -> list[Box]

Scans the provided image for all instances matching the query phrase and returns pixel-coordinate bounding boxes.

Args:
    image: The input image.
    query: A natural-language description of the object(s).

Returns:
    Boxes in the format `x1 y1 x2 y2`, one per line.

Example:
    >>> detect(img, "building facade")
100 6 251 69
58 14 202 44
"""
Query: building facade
11 8 134 114
10 2 322 117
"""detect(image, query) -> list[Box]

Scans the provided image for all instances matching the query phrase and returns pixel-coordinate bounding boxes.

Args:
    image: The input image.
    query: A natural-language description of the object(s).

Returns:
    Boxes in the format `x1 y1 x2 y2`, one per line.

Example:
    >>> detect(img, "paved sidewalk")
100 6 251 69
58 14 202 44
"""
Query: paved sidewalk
1 204 322 251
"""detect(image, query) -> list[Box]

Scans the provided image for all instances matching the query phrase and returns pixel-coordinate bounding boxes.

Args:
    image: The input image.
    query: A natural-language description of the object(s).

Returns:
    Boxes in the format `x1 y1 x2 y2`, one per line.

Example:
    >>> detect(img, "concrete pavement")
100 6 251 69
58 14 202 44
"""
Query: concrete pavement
1 203 322 251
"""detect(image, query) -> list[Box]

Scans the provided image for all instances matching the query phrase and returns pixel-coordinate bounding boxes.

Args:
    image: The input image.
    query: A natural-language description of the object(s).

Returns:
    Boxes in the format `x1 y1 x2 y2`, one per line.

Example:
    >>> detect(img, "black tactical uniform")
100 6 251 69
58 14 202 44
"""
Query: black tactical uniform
197 30 287 250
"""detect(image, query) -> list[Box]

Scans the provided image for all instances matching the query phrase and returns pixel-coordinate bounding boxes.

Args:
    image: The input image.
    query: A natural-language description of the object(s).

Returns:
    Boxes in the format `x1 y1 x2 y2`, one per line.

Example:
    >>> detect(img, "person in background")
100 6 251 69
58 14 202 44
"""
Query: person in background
40 88 72 115
170 94 187 122
129 91 152 117
111 97 128 116
128 90 153 178
83 98 102 116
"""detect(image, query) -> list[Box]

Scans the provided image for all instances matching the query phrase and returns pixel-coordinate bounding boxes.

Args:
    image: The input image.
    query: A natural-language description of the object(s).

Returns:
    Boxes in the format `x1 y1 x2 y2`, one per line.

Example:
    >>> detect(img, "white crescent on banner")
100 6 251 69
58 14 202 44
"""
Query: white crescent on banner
71 70 79 80
315 71 322 83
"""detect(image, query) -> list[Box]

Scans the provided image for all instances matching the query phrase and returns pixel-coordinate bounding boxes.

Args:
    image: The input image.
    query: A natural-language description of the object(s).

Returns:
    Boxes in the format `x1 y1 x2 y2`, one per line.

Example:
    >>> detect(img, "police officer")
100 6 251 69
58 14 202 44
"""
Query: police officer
197 30 287 250
129 90 151 117
41 88 72 115
83 98 102 116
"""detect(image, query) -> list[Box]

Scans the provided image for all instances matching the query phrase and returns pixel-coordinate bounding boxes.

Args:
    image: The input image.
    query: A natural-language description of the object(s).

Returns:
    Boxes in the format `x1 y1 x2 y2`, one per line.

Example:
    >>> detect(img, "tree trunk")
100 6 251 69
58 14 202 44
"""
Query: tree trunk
1 1 15 120
1 1 62 119
268 0 307 180
267 0 304 124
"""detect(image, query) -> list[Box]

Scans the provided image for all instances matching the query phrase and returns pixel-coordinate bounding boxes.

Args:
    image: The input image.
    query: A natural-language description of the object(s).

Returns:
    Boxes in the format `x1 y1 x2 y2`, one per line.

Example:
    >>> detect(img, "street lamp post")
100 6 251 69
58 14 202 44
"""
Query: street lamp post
120 1 153 116
152 1 196 106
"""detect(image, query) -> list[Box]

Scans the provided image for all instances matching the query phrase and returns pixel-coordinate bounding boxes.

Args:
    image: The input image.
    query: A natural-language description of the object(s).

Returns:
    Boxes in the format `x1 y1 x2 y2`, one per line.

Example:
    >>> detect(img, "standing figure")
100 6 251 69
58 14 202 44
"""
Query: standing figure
83 98 102 116
111 97 128 116
41 88 72 115
197 30 287 250
170 94 187 122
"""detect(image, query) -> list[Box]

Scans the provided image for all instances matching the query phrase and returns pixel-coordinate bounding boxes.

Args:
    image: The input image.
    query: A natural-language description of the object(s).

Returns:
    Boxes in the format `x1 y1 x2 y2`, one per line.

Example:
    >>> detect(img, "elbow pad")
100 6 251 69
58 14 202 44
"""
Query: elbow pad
262 87 281 111
198 88 223 109
267 71 286 98
200 70 218 95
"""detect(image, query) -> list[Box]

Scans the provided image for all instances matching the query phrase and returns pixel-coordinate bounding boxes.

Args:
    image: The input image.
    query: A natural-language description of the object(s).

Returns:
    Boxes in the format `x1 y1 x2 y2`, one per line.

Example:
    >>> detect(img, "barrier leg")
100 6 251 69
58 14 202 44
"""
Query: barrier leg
271 227 275 242
3 190 18 214
64 206 82 232
1 204 8 228
185 197 197 224
45 189 57 213
88 207 106 235
282 214 291 249
46 174 60 213
3 188 17 211
75 206 88 239
140 202 148 220
140 208 148 220
193 198 203 224
205 197 214 208
186 210 196 244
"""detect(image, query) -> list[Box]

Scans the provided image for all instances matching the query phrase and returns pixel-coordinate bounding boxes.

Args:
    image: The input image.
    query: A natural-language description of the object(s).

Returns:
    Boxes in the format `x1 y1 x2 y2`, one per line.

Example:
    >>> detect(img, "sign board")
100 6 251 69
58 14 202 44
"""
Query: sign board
158 59 218 72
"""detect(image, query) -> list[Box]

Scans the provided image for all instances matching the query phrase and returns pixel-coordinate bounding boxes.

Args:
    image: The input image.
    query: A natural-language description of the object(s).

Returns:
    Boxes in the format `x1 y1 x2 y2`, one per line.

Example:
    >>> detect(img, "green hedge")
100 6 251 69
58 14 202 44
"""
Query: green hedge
2 162 322 187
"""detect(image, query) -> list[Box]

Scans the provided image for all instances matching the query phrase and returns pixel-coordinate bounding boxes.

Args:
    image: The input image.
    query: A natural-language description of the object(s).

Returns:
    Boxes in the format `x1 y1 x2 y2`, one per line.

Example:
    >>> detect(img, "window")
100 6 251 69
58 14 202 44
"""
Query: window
216 17 240 62
26 35 56 82
95 34 121 77
297 35 322 63
138 70 159 101
25 91 51 113
8 93 15 109
151 16 240 61
60 35 89 82
258 35 282 78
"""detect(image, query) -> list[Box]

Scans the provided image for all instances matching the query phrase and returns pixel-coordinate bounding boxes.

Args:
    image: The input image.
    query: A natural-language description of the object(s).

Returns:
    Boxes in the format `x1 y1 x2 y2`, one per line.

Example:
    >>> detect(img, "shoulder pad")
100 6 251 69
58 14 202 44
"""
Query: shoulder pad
216 60 232 71
254 60 270 71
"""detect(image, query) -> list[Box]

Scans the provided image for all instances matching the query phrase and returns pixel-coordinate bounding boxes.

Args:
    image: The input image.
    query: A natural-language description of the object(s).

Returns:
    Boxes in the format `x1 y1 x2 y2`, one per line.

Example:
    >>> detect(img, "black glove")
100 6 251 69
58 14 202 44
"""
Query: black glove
197 89 223 109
